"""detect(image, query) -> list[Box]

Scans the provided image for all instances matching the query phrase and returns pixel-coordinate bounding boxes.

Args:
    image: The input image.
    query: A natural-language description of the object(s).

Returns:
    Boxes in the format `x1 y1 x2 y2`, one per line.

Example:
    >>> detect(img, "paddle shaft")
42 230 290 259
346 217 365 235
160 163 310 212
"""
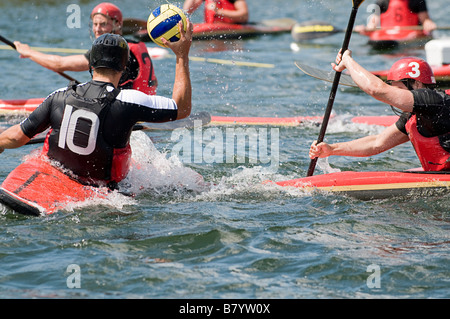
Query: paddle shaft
307 1 363 177
0 35 80 84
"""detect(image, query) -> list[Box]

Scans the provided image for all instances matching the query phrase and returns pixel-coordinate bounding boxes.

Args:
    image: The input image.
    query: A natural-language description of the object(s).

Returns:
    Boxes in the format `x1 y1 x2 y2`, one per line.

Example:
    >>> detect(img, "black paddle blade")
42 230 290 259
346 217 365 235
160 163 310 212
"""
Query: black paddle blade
294 62 358 88
291 20 342 41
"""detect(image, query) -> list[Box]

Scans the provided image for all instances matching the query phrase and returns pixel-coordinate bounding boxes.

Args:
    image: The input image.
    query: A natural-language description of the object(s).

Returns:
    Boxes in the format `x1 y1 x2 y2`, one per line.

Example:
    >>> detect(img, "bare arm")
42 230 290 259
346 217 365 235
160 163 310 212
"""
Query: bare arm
213 0 249 24
332 49 415 113
309 124 410 159
0 125 31 154
162 20 193 120
418 11 436 34
14 41 89 72
354 14 379 34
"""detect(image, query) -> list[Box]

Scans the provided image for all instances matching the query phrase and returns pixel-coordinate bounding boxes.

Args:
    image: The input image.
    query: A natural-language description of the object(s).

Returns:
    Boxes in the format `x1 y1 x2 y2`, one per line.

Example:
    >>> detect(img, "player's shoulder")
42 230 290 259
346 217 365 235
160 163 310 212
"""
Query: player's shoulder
116 89 154 104
41 85 71 103
116 89 177 110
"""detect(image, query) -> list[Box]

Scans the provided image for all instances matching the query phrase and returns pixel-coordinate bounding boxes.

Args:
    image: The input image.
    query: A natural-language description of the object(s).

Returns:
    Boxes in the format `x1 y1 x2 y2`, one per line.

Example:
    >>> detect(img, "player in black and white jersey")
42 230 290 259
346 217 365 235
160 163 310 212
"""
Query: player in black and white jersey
0 19 193 189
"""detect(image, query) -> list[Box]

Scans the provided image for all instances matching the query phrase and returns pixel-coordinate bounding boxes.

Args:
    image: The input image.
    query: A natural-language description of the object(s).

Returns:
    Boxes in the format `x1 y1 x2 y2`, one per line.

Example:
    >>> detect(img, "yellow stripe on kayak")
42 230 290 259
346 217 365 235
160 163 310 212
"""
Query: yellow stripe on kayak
303 181 450 193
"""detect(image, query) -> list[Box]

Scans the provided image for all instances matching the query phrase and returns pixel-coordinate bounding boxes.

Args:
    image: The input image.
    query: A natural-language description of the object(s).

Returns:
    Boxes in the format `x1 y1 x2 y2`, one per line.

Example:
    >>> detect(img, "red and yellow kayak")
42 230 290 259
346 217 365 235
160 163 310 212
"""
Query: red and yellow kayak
0 97 399 127
269 169 450 200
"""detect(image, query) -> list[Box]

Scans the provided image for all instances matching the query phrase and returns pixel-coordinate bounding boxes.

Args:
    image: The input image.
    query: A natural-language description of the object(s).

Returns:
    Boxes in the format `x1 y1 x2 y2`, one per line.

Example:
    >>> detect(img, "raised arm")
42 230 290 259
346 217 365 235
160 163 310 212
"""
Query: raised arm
332 49 415 113
162 19 194 120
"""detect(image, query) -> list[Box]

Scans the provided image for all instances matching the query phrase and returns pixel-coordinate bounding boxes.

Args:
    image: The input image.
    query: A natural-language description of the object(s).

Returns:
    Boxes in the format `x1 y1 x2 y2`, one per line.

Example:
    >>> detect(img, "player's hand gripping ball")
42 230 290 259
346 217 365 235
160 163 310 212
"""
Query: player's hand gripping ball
147 4 188 48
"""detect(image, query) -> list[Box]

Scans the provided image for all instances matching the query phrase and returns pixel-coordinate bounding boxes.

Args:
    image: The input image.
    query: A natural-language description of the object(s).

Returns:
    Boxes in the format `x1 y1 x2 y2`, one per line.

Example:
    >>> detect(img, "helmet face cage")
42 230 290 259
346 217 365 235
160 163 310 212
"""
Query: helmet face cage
90 34 129 72
89 16 122 40
89 3 123 40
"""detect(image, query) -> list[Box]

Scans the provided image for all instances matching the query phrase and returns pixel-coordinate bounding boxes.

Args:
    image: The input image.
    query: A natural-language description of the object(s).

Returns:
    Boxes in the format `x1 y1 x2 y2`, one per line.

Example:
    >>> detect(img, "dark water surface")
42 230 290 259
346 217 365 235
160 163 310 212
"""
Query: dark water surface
0 0 448 300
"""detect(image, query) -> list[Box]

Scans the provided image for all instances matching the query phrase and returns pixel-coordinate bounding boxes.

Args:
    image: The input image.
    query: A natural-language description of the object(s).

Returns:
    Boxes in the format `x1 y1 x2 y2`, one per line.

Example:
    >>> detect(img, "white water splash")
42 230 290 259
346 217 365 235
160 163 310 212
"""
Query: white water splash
327 115 386 135
119 131 207 195
317 157 341 174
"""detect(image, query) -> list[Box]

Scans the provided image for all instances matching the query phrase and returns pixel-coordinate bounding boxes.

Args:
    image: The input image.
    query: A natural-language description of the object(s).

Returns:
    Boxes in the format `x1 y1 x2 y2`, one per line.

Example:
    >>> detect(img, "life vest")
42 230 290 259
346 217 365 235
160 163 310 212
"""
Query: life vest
380 0 419 28
204 0 237 24
43 83 132 186
120 41 157 95
405 115 450 171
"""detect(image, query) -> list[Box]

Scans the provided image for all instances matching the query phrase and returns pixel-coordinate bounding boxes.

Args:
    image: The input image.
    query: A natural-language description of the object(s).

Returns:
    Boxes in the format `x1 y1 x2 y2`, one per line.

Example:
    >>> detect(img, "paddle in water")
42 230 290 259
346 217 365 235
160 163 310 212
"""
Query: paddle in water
307 0 365 177
0 34 80 84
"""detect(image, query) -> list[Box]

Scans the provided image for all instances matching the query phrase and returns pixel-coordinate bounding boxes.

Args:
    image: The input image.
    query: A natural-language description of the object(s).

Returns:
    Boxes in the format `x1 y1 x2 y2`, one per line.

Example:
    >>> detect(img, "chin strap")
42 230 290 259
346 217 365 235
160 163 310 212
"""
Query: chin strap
406 79 415 91
389 79 417 116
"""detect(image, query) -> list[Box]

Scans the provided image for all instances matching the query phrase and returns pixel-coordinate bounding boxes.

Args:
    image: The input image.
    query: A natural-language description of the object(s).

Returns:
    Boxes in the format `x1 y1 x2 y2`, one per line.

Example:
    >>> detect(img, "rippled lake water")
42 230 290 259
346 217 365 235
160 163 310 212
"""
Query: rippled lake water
0 0 448 301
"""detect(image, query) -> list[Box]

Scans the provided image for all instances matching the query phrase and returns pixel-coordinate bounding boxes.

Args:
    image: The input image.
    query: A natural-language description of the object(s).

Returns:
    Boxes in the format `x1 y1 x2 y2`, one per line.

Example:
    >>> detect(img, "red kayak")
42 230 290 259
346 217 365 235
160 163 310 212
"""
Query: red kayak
0 155 110 216
128 18 296 42
363 27 432 50
191 20 295 40
269 169 450 200
210 114 328 126
211 115 398 127
0 98 44 114
0 97 399 127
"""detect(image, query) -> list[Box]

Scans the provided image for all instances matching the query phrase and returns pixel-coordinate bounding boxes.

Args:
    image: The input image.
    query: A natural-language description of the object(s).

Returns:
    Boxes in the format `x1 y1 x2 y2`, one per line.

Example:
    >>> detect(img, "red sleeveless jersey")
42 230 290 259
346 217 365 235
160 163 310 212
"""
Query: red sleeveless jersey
380 0 419 27
120 41 157 95
405 115 450 171
204 0 237 24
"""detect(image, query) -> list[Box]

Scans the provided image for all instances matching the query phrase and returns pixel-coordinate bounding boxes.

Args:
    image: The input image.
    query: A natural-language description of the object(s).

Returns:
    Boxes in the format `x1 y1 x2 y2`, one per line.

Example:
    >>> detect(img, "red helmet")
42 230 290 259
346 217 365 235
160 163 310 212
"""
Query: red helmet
387 57 436 85
91 2 123 26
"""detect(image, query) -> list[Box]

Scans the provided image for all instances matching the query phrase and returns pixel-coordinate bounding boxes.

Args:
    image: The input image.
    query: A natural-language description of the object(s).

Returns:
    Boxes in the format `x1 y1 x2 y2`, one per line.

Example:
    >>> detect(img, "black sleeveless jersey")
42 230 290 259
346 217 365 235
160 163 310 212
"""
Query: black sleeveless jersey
21 81 177 147
20 81 178 182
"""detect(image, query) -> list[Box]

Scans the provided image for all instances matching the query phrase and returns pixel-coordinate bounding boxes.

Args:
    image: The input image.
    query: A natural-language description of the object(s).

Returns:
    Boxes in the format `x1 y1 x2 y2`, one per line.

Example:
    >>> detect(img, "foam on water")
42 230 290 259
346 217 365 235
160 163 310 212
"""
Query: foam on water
317 157 341 174
328 114 387 135
119 130 207 196
116 131 299 203
2 116 391 215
